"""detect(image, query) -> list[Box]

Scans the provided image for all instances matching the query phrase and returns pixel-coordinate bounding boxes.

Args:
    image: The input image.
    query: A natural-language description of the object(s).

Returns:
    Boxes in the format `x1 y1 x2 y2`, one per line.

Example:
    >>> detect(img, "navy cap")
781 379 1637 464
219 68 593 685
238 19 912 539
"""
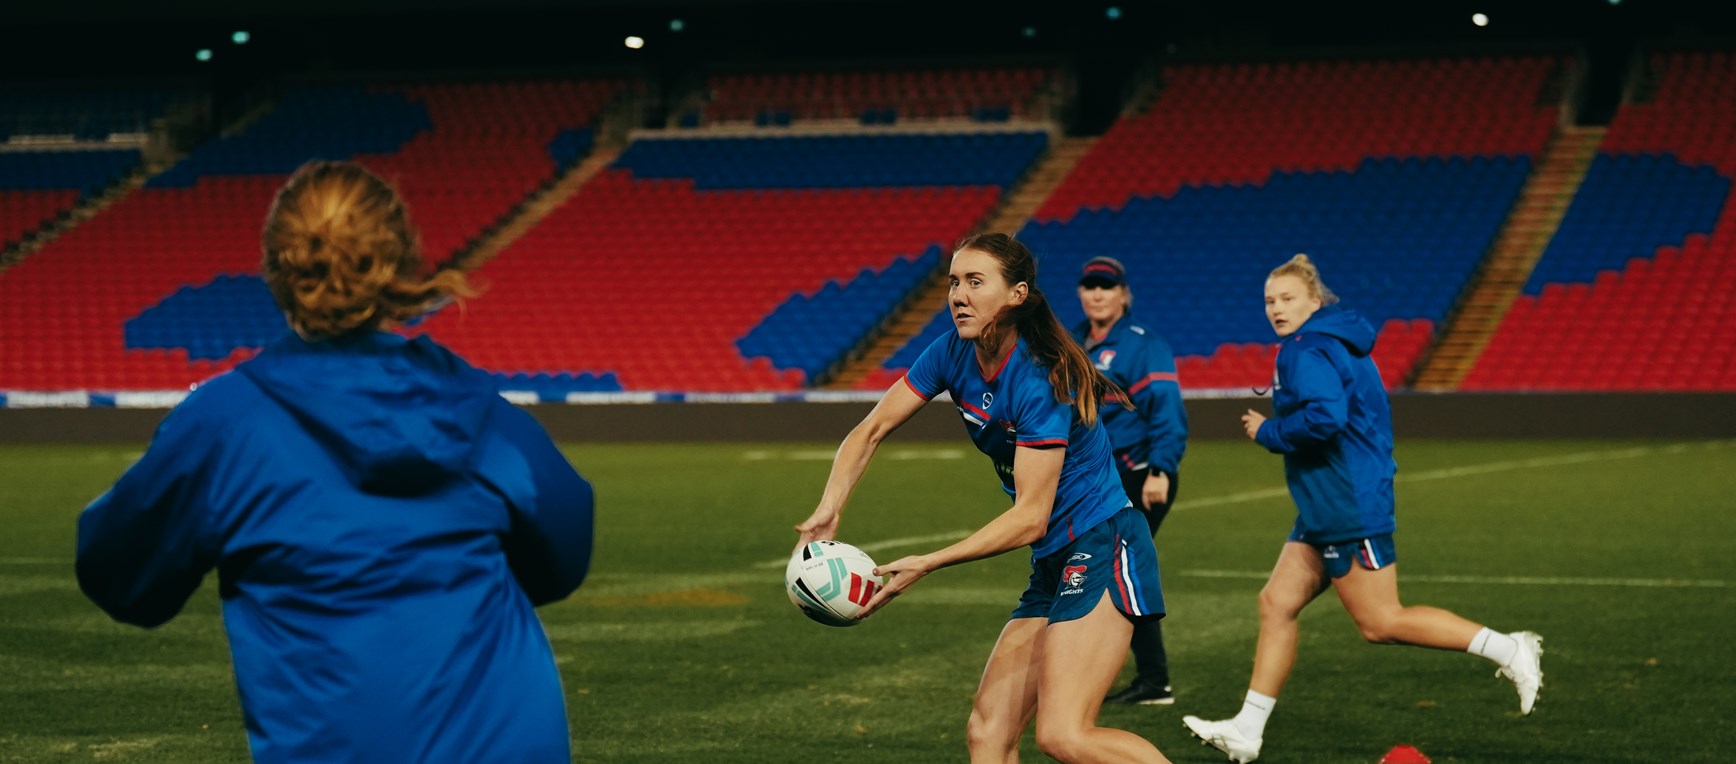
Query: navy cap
1079 256 1126 287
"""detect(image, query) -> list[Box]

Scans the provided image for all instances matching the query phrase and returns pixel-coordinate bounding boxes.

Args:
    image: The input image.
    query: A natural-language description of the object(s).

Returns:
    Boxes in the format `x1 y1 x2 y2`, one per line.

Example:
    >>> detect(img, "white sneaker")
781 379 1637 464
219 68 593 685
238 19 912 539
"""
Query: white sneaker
1182 715 1262 763
1496 630 1544 715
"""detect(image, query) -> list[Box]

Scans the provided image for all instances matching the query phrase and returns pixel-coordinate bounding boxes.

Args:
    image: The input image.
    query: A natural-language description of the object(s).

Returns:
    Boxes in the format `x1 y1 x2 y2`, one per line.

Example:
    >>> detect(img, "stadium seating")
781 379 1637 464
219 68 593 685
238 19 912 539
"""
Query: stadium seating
1463 50 1736 391
0 79 620 392
696 66 1057 125
0 149 140 249
413 131 1044 391
865 55 1562 392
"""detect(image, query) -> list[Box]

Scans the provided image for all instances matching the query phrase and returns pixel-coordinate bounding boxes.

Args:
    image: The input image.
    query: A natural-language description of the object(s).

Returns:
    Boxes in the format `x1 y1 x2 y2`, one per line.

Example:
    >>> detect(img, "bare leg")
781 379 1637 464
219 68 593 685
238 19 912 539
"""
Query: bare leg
968 617 1045 764
1033 594 1171 763
1332 562 1481 649
1248 542 1331 698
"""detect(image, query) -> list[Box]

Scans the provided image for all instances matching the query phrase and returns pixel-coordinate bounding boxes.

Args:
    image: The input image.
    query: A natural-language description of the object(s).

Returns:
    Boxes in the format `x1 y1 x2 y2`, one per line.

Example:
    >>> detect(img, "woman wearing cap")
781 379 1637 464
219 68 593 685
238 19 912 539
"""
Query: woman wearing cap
77 160 594 763
796 232 1174 762
1071 255 1189 707
1180 254 1543 763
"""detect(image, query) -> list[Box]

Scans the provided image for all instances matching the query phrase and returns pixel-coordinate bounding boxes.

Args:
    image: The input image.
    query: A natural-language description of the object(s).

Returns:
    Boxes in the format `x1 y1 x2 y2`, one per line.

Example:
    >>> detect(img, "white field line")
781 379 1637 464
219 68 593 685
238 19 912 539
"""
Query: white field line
749 440 1736 577
1187 439 1736 510
753 530 976 568
1182 569 1730 589
743 448 966 461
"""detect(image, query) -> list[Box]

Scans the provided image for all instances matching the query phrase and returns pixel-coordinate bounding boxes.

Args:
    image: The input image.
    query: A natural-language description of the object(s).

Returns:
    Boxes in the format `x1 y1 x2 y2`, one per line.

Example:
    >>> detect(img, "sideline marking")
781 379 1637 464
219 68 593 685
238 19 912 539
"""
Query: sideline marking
1182 569 1730 589
744 448 966 461
745 441 1736 572
754 530 975 568
1185 440 1736 510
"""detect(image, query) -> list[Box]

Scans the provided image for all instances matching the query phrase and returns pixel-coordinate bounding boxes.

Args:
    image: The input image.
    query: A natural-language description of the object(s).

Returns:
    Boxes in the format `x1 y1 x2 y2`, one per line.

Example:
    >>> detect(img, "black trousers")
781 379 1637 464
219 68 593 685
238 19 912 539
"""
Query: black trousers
1119 467 1178 687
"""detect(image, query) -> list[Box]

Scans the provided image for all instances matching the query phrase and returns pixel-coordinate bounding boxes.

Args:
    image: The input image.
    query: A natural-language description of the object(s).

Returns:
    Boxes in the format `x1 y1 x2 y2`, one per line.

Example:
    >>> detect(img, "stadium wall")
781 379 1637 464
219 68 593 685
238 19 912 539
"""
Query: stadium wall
2 394 1732 444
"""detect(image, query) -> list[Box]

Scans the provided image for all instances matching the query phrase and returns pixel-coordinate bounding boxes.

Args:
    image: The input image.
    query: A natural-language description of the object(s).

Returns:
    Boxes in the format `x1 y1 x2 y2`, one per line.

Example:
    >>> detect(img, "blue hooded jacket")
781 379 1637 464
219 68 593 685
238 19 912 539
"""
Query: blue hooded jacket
1070 311 1188 477
76 331 593 763
1253 304 1396 543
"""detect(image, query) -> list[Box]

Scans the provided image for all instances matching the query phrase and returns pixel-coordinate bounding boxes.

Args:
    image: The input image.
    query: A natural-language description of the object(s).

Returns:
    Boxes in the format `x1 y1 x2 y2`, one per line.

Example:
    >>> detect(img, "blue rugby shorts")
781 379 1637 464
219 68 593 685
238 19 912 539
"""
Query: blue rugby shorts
1011 505 1165 624
1312 533 1397 579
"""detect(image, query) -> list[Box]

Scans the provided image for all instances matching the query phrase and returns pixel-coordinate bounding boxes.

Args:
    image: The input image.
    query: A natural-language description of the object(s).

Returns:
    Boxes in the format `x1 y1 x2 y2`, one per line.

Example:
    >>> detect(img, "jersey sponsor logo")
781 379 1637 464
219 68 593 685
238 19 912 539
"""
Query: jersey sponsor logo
1060 564 1089 595
1095 349 1116 371
982 392 994 410
1068 553 1092 562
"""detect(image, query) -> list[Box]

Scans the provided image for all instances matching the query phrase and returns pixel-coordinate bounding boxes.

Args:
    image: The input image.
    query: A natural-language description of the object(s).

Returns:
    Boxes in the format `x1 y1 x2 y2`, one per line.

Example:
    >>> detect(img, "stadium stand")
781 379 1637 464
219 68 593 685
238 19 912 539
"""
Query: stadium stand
691 65 1058 126
1462 50 1736 391
413 130 1045 392
865 55 1563 393
1 149 141 249
0 79 621 393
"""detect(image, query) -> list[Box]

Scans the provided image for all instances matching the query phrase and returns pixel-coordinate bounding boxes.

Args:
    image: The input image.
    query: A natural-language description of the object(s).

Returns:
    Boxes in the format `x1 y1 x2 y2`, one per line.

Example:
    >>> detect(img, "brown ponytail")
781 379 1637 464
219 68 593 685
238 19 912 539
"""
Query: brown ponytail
261 160 473 340
957 233 1130 427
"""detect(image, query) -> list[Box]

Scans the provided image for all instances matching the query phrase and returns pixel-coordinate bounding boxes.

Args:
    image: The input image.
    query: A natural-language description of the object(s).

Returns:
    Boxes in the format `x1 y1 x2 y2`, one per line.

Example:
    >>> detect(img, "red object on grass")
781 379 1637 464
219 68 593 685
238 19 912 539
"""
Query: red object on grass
1379 745 1432 764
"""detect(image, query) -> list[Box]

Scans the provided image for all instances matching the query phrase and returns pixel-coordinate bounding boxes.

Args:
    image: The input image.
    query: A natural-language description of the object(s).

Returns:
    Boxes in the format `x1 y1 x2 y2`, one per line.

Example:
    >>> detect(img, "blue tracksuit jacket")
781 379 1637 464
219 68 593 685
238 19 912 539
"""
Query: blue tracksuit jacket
1253 304 1397 543
76 330 593 763
1071 312 1188 477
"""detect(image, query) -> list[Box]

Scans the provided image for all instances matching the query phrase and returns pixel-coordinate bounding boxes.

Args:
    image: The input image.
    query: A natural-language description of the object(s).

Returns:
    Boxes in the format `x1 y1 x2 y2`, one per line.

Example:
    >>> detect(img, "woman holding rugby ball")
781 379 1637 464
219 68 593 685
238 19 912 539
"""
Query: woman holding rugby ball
796 232 1173 763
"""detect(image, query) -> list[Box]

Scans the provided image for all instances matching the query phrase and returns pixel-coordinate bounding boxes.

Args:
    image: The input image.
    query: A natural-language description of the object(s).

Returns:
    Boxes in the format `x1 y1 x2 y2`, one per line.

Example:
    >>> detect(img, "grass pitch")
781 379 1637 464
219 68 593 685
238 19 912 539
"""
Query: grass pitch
2 437 1732 762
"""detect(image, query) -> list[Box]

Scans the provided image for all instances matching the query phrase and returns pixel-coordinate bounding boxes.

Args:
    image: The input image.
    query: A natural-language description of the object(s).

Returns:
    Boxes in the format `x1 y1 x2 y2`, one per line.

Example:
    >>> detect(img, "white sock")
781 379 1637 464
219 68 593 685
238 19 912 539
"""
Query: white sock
1231 689 1276 738
1467 627 1518 667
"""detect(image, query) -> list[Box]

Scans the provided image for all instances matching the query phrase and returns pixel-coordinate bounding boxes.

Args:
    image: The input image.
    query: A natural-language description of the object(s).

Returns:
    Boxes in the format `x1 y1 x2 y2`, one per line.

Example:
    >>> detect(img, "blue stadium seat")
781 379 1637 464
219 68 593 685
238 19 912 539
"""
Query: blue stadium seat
1522 154 1730 294
612 132 1048 190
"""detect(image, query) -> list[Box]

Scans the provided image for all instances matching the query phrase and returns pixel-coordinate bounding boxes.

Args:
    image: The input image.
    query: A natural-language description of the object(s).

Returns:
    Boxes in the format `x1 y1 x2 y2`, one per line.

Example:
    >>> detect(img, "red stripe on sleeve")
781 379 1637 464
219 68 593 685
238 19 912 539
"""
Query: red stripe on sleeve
1015 438 1068 448
900 375 935 401
1126 372 1180 396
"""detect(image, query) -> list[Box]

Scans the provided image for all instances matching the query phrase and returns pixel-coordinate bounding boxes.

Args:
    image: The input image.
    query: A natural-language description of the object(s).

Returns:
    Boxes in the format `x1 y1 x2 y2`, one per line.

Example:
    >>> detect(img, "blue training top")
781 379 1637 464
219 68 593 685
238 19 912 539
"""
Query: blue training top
76 330 594 764
903 331 1129 558
1253 304 1397 544
1071 310 1188 476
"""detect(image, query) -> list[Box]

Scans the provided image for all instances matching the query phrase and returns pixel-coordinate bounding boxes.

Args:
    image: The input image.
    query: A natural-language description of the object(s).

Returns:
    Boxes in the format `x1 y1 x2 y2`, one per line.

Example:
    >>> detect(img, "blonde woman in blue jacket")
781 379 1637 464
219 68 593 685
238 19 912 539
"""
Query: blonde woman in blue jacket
1181 255 1542 764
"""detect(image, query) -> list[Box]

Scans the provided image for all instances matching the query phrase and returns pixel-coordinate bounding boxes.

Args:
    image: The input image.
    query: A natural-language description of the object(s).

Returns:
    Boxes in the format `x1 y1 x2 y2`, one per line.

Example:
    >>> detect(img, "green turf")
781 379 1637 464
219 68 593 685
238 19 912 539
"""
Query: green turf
2 438 1732 762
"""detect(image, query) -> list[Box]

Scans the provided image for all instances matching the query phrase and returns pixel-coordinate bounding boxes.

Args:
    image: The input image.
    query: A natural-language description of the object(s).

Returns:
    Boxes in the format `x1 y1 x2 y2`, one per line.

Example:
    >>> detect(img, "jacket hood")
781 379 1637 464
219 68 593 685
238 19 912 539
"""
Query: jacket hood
238 331 500 494
1295 304 1378 358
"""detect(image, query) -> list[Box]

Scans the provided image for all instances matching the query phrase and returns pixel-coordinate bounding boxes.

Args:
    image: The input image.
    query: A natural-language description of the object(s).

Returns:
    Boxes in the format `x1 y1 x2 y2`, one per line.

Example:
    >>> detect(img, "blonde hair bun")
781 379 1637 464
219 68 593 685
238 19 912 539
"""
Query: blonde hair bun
1269 253 1338 306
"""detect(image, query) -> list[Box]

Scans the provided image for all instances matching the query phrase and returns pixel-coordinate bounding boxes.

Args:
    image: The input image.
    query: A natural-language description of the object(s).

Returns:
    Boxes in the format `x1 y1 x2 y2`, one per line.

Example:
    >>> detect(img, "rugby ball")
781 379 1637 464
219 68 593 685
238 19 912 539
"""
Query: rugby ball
785 540 883 627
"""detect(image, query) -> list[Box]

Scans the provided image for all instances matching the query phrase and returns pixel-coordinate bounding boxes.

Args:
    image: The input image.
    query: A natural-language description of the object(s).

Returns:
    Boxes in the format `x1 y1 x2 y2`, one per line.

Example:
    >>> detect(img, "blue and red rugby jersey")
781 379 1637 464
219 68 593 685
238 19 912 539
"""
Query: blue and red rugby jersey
903 331 1130 559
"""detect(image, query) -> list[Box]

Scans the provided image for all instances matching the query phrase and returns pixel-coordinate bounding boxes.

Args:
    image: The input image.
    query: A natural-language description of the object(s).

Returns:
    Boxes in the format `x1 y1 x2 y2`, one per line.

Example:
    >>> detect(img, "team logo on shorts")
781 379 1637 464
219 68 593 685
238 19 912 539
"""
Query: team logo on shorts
1060 564 1088 596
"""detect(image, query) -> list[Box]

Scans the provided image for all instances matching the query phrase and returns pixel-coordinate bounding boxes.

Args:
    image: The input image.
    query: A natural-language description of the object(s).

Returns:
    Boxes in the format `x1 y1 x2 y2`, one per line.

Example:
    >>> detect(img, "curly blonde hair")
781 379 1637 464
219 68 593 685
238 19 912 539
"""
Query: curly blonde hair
261 161 471 339
1268 253 1339 306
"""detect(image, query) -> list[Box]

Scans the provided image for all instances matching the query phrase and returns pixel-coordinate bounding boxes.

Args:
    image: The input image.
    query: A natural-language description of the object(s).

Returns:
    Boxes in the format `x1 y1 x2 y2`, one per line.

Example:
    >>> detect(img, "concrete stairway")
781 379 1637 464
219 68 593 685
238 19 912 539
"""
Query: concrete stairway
444 143 622 273
823 135 1097 389
0 152 180 277
1410 125 1605 391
